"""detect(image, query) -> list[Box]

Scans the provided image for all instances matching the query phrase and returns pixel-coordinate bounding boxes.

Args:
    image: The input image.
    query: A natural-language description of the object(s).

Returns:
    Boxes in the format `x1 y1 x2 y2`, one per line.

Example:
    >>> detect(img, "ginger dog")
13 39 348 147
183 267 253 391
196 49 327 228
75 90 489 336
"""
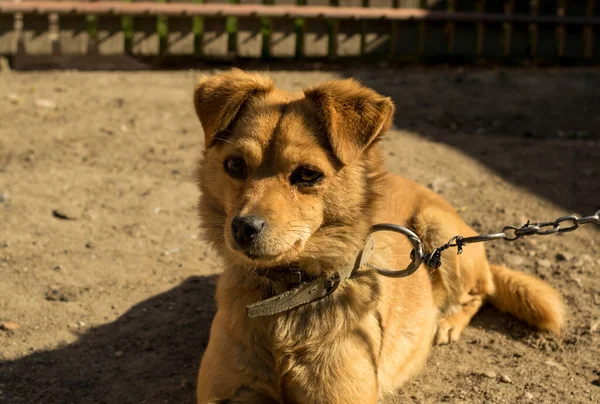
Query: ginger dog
193 69 565 403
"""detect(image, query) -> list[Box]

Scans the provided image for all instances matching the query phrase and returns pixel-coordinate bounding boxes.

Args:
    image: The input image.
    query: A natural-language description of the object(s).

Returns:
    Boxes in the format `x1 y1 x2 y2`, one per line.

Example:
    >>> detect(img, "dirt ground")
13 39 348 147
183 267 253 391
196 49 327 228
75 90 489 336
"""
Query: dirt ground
0 67 599 404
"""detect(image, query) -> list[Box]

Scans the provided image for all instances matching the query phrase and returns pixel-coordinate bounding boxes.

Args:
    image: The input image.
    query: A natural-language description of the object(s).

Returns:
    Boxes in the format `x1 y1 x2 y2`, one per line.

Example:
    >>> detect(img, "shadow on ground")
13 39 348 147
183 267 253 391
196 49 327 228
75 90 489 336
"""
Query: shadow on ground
348 69 600 216
0 276 217 404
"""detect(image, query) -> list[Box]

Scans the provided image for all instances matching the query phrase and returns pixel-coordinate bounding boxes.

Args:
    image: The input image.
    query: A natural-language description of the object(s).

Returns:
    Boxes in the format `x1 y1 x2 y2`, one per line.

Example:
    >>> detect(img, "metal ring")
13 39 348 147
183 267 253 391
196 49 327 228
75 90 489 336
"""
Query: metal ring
368 224 424 278
578 216 596 225
554 215 580 233
535 221 560 235
502 225 519 241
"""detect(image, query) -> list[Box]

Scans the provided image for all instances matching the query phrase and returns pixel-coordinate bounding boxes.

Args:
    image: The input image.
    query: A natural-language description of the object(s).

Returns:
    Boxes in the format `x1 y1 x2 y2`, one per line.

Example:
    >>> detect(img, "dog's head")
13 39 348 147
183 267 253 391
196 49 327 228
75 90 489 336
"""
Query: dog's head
194 69 394 271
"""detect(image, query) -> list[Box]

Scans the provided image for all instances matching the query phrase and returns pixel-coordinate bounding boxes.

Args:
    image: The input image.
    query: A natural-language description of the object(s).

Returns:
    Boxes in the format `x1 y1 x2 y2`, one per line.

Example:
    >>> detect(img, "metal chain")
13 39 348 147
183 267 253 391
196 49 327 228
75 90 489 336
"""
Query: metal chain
368 211 599 277
422 210 600 270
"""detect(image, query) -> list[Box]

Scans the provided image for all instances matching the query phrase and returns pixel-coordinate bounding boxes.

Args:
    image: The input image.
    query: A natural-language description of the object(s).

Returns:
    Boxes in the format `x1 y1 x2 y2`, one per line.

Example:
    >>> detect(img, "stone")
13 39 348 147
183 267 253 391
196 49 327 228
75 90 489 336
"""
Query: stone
503 254 525 267
555 252 572 261
536 259 551 268
544 359 566 371
35 99 56 109
45 285 78 302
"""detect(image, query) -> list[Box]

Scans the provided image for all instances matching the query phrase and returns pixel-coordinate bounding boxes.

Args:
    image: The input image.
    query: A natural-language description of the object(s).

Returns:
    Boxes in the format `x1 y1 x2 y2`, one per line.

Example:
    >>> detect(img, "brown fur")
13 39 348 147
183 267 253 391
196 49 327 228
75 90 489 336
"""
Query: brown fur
193 69 565 403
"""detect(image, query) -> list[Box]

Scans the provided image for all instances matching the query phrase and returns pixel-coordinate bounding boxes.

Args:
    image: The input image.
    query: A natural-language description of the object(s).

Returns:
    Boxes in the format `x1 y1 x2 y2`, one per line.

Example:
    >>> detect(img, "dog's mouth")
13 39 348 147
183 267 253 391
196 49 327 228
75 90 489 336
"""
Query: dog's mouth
230 237 306 264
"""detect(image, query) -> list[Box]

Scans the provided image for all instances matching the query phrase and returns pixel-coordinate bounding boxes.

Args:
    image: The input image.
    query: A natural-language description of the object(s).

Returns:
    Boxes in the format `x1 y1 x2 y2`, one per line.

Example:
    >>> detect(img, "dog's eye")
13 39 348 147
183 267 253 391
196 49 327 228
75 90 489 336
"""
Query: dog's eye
291 167 322 186
224 157 246 179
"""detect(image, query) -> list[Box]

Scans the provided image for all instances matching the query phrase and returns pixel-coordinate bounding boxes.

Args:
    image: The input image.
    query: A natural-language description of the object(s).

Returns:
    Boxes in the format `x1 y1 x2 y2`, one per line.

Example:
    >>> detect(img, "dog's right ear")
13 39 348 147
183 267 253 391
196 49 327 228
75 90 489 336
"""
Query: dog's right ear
193 68 274 147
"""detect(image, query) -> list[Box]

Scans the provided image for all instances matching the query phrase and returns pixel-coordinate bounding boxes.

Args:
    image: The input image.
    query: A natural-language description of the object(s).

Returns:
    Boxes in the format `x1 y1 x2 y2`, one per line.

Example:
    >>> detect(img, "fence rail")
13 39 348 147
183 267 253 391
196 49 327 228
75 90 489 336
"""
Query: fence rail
0 1 598 67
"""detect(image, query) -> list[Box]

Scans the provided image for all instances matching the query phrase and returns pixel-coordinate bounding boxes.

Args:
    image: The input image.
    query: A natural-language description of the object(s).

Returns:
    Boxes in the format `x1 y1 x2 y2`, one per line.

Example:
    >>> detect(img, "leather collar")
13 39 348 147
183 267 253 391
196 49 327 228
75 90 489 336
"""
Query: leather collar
246 236 376 318
245 224 425 319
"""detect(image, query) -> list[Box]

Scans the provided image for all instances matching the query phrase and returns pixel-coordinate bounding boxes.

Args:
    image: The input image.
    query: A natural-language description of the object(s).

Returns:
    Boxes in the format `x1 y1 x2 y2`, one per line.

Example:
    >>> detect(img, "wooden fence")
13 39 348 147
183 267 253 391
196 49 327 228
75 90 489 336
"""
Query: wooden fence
0 1 598 68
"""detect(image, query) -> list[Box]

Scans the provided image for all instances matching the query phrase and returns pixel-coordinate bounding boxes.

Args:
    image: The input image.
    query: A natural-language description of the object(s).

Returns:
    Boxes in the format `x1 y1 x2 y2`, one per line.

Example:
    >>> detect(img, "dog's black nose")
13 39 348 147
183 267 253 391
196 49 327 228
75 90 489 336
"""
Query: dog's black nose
231 215 265 247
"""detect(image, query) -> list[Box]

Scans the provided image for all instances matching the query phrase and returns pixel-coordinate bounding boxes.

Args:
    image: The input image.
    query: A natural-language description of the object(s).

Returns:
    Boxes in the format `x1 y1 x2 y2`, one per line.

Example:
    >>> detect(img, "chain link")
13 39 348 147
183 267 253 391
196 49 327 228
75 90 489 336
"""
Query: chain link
422 210 600 270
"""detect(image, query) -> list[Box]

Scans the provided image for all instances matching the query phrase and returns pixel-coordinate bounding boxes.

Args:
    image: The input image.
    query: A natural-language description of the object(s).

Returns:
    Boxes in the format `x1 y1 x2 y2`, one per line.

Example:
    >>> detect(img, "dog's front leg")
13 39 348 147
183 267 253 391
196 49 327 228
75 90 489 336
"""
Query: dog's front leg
205 387 281 404
280 333 380 404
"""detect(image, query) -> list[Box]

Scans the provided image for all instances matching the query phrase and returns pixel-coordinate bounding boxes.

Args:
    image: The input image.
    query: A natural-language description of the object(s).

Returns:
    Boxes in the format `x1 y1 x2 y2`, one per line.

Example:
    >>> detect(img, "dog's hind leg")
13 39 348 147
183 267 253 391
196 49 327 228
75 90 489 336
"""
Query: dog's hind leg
434 292 485 345
411 205 495 345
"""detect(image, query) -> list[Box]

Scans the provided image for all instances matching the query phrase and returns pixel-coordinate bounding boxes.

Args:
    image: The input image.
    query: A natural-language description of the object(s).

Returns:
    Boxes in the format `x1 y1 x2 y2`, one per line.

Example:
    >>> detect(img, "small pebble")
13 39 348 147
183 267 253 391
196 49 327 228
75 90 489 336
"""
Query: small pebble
580 254 593 263
45 285 78 302
482 370 497 378
52 208 78 221
78 320 86 327
503 254 524 267
536 259 551 268
0 56 11 72
500 374 512 383
163 247 180 256
115 350 124 358
545 359 566 371
524 392 534 400
6 93 21 105
35 99 56 109
556 252 572 261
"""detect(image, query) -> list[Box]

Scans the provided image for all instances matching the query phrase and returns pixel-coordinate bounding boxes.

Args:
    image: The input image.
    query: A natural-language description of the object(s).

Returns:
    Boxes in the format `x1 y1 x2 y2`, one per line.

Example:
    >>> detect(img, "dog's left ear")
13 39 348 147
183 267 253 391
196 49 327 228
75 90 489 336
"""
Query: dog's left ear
304 79 394 165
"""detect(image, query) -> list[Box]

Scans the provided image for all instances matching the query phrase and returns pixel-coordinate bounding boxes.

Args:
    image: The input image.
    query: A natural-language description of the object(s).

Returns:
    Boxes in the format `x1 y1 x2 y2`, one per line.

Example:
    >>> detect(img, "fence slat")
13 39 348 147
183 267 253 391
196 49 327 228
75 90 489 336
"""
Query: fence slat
592 0 599 60
304 0 330 58
236 16 262 57
583 0 595 59
96 14 125 54
507 0 528 58
556 0 566 57
236 0 262 57
478 0 502 58
131 16 159 55
393 0 420 57
202 16 229 57
337 0 361 57
562 0 585 59
475 0 484 56
453 0 479 59
535 0 558 59
421 0 446 58
57 13 88 54
168 16 195 54
0 14 15 55
269 0 297 58
270 12 297 57
363 0 393 57
20 13 53 55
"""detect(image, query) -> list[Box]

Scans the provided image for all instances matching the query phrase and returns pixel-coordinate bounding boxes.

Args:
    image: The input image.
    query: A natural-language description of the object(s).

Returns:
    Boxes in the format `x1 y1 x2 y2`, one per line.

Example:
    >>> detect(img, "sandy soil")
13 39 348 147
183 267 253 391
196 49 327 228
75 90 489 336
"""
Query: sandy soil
0 67 599 404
